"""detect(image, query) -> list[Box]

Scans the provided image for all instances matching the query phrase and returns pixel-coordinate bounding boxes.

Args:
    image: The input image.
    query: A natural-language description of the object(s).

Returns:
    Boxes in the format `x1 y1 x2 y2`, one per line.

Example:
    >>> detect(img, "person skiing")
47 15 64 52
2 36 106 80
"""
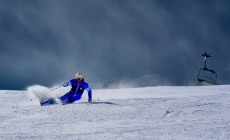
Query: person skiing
59 72 92 105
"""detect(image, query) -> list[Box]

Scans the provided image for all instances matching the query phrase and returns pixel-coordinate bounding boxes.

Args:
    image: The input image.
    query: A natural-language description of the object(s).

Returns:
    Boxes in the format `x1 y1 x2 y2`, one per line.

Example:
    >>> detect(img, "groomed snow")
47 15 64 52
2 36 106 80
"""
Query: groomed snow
0 85 230 139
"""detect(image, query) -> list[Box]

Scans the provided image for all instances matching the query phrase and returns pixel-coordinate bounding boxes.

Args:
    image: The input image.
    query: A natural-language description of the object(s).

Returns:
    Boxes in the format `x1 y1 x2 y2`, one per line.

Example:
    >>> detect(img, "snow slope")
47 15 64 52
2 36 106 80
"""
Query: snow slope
0 85 230 140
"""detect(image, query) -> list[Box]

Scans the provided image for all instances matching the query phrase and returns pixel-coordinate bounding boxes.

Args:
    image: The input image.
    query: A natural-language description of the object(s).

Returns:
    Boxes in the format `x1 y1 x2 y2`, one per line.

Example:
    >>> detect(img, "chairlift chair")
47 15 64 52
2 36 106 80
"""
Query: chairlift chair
197 52 217 85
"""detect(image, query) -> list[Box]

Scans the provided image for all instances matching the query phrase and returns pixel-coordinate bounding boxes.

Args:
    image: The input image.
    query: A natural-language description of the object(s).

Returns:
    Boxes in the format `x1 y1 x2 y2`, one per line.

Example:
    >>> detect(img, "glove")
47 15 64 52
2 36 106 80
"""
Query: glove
63 81 69 87
88 98 92 102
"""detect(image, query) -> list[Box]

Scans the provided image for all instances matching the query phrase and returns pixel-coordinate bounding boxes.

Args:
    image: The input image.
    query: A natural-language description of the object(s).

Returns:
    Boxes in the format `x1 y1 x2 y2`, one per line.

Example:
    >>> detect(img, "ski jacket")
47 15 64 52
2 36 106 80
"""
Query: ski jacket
64 79 92 99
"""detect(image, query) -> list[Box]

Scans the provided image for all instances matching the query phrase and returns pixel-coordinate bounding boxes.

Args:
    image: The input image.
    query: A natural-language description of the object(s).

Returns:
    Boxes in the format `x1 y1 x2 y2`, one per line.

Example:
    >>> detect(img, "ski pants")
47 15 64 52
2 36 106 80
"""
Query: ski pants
60 91 82 103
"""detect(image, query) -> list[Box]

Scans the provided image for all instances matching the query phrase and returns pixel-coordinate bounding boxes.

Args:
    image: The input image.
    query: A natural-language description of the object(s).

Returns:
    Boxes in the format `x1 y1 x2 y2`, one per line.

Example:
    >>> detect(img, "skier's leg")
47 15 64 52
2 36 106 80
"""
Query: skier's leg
59 91 74 103
70 94 82 103
40 98 57 106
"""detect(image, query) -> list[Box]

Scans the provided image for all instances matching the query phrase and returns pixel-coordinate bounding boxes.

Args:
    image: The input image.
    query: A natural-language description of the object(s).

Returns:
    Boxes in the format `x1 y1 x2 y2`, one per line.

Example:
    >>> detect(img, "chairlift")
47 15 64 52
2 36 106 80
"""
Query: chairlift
197 52 217 85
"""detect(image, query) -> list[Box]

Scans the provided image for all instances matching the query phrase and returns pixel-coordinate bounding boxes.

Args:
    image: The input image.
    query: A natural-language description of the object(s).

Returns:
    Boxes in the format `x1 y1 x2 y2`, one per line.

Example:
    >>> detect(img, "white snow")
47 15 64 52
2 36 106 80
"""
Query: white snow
1 85 230 139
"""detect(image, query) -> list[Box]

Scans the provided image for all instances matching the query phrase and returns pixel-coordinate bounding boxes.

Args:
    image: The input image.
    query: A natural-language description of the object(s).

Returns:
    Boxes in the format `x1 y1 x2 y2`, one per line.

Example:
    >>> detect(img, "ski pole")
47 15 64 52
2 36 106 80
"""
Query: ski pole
30 85 63 101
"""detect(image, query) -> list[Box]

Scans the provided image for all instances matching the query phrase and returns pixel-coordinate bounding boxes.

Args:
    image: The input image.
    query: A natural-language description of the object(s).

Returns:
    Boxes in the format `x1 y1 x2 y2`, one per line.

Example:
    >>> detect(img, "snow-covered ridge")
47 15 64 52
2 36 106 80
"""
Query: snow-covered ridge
0 85 230 139
93 85 230 100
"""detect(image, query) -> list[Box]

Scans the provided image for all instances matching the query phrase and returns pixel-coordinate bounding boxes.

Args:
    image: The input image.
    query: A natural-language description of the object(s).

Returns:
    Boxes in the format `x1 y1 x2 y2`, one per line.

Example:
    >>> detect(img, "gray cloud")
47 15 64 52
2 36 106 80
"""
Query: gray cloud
0 0 230 90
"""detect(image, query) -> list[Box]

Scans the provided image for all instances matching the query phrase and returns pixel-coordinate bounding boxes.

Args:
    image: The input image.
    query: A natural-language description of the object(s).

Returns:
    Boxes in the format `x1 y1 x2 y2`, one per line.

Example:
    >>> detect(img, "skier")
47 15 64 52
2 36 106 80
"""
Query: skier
59 72 92 105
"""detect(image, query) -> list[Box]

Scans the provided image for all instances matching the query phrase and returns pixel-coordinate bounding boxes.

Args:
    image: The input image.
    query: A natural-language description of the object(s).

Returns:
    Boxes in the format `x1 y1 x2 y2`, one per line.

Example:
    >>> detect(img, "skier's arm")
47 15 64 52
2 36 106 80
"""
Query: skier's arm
63 81 71 87
86 86 92 102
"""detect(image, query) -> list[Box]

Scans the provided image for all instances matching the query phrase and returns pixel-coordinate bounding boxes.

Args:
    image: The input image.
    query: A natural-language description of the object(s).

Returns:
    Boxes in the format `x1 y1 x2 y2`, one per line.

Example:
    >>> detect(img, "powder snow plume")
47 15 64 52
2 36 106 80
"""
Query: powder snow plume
26 85 52 102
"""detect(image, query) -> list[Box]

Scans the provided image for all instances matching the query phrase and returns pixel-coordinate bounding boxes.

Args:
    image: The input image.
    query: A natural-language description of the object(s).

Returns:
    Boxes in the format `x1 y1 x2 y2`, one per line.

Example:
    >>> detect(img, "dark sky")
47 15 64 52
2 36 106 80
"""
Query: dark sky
1 0 230 90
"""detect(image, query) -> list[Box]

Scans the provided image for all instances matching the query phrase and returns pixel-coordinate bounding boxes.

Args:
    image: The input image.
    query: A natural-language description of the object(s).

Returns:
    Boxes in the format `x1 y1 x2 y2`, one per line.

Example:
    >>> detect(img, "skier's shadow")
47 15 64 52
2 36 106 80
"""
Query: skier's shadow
78 101 120 106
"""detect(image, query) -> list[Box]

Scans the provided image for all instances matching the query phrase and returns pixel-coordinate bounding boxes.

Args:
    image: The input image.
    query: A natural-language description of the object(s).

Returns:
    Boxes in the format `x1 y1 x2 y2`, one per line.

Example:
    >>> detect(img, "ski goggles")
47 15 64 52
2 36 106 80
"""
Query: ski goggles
76 77 83 82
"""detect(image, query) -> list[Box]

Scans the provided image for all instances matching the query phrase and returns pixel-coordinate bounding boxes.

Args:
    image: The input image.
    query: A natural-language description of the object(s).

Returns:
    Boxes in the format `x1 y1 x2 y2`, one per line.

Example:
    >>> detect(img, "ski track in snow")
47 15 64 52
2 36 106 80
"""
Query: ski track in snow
0 85 230 140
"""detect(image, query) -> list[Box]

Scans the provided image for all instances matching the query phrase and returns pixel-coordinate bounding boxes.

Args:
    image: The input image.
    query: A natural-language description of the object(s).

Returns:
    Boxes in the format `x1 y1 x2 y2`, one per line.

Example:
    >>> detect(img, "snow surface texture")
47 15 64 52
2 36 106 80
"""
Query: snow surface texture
1 85 230 139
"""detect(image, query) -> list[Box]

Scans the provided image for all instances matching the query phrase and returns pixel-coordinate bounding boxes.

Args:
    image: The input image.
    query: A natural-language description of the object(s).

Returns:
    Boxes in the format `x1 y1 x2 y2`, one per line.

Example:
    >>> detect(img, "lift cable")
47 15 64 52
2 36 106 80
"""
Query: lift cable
92 50 230 87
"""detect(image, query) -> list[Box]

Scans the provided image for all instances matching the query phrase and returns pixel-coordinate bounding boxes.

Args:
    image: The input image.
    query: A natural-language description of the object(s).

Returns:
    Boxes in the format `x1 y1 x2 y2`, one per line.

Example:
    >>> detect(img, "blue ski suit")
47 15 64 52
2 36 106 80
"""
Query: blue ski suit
60 79 92 103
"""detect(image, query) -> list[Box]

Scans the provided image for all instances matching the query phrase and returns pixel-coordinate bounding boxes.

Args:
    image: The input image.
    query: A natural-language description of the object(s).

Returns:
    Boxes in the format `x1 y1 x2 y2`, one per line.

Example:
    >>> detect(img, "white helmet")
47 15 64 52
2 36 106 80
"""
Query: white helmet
75 72 84 81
